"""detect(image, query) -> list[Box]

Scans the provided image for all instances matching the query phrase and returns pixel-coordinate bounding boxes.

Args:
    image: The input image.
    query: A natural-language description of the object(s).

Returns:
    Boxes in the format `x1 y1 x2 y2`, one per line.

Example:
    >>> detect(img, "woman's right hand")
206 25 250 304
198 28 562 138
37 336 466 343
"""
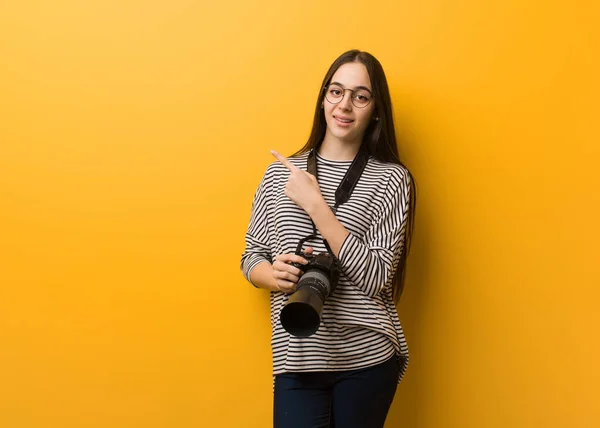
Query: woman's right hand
272 247 313 294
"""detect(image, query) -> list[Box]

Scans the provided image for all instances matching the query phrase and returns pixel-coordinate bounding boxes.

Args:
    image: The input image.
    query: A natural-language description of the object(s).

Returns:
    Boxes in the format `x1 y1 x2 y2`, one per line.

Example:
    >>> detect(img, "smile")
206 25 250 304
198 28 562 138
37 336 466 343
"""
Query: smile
334 116 354 126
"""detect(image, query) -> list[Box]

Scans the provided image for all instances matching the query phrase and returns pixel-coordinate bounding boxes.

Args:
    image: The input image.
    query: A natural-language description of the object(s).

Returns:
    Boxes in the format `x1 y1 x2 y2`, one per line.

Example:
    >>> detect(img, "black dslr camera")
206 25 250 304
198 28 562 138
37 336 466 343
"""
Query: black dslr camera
279 235 340 337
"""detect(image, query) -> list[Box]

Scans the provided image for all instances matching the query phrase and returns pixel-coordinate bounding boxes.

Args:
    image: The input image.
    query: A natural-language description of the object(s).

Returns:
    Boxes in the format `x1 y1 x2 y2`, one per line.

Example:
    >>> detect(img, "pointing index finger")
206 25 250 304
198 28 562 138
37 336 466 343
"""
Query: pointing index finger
271 150 299 172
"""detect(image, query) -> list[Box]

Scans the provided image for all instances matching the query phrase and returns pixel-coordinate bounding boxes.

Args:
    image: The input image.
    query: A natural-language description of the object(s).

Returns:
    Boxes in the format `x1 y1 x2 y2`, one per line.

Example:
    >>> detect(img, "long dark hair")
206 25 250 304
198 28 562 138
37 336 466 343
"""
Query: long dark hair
293 49 417 303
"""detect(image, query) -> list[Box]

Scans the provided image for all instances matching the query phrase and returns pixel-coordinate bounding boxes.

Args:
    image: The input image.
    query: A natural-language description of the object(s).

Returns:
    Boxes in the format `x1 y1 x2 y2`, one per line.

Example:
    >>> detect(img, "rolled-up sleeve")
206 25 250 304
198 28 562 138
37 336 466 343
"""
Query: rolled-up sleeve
240 171 273 286
337 168 411 297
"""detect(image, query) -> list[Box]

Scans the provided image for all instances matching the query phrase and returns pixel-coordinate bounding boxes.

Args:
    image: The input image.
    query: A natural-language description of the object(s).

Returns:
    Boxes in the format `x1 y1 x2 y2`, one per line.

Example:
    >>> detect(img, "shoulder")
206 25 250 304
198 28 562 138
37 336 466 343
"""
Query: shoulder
368 157 409 177
366 158 411 187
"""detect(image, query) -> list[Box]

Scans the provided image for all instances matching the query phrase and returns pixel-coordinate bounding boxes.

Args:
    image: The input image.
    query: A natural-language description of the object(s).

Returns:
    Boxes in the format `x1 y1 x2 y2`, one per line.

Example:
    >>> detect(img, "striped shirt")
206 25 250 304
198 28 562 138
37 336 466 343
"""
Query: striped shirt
241 151 411 383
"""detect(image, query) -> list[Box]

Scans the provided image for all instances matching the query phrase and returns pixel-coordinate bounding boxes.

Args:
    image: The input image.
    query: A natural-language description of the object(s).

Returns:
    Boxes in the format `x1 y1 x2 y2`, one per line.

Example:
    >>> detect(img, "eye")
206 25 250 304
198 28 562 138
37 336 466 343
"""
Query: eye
329 88 342 96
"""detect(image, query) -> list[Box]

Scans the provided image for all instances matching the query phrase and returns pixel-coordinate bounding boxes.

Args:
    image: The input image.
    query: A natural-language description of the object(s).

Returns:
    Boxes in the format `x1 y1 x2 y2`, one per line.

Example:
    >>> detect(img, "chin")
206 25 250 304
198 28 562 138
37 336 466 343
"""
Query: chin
336 128 361 140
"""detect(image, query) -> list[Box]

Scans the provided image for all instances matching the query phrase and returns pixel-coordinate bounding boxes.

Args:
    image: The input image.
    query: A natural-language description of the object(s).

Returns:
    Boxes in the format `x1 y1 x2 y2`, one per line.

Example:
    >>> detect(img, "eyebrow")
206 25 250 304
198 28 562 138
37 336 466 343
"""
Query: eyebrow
329 81 372 94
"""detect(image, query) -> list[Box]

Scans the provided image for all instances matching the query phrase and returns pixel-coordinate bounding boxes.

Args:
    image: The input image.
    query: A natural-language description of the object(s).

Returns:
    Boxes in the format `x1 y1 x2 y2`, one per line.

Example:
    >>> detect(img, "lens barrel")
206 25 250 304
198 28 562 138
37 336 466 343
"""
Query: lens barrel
280 271 330 337
280 253 339 337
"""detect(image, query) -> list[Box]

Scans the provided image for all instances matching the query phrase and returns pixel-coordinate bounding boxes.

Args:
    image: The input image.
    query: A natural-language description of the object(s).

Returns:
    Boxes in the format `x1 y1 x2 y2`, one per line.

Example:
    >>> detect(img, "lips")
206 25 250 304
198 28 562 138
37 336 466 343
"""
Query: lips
334 115 354 125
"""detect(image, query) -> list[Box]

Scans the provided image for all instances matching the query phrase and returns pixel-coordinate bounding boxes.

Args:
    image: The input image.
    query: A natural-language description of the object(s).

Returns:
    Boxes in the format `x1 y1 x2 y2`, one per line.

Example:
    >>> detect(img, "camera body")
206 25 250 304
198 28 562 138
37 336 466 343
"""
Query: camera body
293 251 339 299
280 250 340 337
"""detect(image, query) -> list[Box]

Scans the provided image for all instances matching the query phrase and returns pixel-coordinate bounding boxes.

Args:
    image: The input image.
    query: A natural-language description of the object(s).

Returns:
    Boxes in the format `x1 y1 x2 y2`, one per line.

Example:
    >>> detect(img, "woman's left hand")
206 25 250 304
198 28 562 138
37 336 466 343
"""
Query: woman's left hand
271 150 325 215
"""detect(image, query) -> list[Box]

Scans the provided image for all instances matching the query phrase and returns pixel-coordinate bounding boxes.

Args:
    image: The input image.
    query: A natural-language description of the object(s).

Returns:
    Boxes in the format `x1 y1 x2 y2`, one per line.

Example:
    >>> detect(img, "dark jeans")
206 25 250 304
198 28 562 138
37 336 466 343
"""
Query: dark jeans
273 356 399 428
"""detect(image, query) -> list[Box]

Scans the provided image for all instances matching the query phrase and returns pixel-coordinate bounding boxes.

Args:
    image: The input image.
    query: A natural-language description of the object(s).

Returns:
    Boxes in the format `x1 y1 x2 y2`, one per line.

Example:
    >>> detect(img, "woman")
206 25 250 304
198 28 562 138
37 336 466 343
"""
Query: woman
241 49 416 428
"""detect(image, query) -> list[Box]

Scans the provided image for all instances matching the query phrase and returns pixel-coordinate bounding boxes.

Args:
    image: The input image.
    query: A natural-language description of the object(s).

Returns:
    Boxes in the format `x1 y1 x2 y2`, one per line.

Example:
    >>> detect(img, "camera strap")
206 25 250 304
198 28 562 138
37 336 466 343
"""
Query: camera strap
307 143 369 214
304 144 369 251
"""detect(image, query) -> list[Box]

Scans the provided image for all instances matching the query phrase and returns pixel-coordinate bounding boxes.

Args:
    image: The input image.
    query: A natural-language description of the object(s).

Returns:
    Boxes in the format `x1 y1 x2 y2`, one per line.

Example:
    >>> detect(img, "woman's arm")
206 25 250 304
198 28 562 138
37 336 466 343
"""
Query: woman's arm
304 201 349 257
269 150 349 257
240 162 313 293
241 168 274 286
249 261 279 292
333 169 411 297
250 252 312 293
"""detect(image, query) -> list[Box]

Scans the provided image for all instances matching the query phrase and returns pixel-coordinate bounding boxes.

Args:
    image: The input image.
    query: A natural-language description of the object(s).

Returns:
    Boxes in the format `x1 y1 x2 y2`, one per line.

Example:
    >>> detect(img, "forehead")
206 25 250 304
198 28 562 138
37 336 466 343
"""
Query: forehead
330 62 371 90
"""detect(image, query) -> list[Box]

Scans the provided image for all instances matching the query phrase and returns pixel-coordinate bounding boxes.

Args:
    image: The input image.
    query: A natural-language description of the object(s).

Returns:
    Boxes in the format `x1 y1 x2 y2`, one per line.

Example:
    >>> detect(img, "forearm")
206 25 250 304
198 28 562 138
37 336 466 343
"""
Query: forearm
335 233 398 296
307 195 404 298
306 198 349 257
249 261 279 292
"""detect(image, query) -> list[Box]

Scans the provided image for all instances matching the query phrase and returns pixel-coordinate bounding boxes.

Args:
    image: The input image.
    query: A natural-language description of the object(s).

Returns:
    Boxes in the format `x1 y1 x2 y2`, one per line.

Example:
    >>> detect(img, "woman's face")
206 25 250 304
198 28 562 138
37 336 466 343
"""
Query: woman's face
323 62 376 145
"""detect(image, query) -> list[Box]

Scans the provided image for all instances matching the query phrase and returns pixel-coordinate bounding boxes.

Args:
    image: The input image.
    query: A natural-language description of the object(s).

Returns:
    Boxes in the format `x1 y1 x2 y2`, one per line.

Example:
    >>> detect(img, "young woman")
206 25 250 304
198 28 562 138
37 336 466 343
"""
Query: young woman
241 49 416 428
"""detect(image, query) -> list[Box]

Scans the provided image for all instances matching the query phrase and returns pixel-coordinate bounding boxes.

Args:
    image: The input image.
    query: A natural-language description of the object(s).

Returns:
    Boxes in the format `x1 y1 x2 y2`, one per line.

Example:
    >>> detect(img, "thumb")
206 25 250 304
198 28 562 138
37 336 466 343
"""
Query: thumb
304 246 314 255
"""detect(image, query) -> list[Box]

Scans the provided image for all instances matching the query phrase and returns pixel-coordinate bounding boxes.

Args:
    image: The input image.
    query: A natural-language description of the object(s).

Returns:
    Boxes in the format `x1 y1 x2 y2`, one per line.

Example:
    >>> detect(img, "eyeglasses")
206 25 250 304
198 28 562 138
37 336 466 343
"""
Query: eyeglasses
324 83 373 108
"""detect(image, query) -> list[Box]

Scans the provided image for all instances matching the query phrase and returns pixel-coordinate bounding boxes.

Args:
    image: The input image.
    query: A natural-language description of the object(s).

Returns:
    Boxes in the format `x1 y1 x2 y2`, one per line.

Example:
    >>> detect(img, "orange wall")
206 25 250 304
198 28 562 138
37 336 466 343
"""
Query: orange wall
1 1 598 427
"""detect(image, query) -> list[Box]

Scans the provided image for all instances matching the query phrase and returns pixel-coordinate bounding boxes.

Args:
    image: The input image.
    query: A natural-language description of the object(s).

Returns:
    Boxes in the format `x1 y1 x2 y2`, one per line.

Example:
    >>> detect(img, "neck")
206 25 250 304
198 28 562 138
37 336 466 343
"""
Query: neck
318 136 361 161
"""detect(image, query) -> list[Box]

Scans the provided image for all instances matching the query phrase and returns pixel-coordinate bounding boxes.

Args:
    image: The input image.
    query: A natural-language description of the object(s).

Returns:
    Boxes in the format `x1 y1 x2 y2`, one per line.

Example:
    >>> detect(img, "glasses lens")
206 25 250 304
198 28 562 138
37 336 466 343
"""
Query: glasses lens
352 90 372 108
325 84 344 104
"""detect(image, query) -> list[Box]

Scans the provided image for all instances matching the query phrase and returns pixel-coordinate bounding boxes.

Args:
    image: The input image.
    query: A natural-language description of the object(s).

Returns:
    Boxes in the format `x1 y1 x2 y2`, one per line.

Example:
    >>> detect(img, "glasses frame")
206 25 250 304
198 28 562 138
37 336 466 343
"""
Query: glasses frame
323 84 374 109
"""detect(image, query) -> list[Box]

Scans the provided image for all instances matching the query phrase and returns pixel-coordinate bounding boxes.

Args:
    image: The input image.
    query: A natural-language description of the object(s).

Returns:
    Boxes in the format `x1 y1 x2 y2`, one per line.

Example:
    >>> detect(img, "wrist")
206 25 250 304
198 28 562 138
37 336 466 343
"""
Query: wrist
249 261 280 292
269 273 279 292
306 196 328 217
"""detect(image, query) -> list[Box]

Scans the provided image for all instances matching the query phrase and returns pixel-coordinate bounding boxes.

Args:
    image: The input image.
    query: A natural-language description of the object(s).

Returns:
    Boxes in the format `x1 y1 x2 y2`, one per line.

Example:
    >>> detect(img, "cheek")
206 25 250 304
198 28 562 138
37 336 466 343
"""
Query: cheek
323 101 336 117
356 110 374 129
323 104 337 127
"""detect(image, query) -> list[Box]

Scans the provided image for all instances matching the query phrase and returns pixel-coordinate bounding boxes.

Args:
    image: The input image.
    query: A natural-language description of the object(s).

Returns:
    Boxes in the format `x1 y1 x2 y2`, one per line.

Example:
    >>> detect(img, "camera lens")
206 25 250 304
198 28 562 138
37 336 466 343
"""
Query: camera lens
280 269 331 337
297 270 330 301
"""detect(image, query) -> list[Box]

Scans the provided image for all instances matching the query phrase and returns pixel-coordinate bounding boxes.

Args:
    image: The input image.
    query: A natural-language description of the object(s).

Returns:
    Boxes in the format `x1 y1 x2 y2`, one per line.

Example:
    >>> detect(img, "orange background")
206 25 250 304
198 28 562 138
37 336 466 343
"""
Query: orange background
1 1 599 427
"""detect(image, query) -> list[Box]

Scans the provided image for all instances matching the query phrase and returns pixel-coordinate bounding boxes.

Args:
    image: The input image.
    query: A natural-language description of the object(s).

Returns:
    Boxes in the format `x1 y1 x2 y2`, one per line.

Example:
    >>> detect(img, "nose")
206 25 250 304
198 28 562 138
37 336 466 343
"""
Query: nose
337 89 353 111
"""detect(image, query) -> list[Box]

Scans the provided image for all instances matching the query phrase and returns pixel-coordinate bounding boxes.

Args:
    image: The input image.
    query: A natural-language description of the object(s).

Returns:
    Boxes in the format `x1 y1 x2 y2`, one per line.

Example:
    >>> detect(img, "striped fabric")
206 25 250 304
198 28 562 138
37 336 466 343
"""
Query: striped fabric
241 151 411 383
